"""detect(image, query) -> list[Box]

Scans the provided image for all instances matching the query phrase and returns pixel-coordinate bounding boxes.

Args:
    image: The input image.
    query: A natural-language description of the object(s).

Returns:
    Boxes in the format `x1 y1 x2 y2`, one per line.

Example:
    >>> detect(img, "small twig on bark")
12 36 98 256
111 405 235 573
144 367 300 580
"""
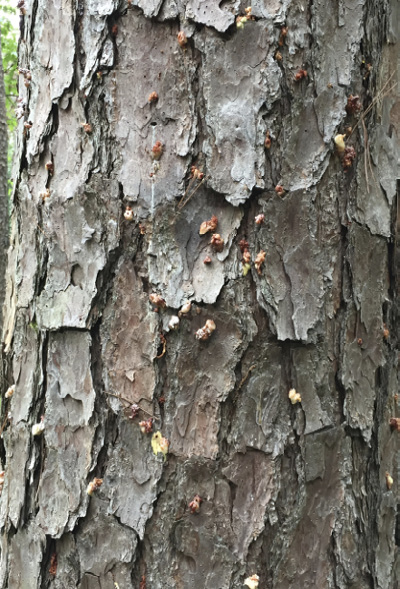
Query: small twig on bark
178 175 209 210
36 222 50 240
232 364 257 404
347 72 395 192
178 176 196 207
239 364 257 391
105 392 153 417
348 72 395 139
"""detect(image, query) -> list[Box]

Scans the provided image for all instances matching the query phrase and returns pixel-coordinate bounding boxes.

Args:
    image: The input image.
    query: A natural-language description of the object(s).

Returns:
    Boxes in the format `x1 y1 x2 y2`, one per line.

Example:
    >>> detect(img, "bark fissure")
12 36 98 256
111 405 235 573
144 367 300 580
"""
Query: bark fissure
1 0 399 587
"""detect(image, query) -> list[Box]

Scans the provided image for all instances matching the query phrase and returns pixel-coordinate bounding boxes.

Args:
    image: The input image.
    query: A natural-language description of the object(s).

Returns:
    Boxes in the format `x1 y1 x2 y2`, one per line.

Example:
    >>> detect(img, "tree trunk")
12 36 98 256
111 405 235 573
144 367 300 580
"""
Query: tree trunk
1 1 399 588
0 30 8 330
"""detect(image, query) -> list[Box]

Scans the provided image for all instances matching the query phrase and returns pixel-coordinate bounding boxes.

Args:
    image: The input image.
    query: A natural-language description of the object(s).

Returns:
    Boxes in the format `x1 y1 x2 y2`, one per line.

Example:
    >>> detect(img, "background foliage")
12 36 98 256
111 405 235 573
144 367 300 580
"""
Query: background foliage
0 0 18 180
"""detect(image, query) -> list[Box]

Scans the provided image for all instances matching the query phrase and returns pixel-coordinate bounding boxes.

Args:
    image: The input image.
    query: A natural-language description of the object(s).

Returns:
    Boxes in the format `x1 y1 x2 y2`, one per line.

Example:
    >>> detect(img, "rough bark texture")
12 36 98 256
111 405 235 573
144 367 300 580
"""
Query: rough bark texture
0 31 8 330
1 0 400 588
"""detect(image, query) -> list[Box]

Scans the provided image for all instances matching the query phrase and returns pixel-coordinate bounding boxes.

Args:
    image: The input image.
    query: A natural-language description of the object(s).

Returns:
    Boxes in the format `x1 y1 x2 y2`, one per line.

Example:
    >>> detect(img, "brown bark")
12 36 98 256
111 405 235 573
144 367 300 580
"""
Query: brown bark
1 0 400 588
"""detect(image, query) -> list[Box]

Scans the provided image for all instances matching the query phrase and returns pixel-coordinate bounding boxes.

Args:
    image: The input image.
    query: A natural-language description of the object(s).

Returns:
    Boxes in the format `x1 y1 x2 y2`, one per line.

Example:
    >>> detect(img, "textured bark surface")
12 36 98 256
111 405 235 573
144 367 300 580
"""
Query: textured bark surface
1 0 400 588
0 31 8 330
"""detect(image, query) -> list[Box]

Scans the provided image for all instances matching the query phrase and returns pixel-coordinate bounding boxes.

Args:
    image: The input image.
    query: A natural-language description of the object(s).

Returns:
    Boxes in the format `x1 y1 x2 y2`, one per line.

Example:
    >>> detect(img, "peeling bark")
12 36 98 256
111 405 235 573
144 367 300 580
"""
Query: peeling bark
0 32 8 331
1 0 400 588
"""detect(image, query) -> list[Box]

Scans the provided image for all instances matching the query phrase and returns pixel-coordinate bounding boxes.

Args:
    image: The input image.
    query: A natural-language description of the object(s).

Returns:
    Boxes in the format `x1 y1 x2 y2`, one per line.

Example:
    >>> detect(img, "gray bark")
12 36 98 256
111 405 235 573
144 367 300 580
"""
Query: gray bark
1 0 400 588
0 31 8 330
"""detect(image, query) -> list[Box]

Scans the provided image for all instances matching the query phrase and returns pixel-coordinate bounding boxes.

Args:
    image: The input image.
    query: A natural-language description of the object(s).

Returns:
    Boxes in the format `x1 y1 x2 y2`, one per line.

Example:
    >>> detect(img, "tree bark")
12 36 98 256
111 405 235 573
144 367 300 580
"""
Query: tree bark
1 1 399 588
0 30 8 330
